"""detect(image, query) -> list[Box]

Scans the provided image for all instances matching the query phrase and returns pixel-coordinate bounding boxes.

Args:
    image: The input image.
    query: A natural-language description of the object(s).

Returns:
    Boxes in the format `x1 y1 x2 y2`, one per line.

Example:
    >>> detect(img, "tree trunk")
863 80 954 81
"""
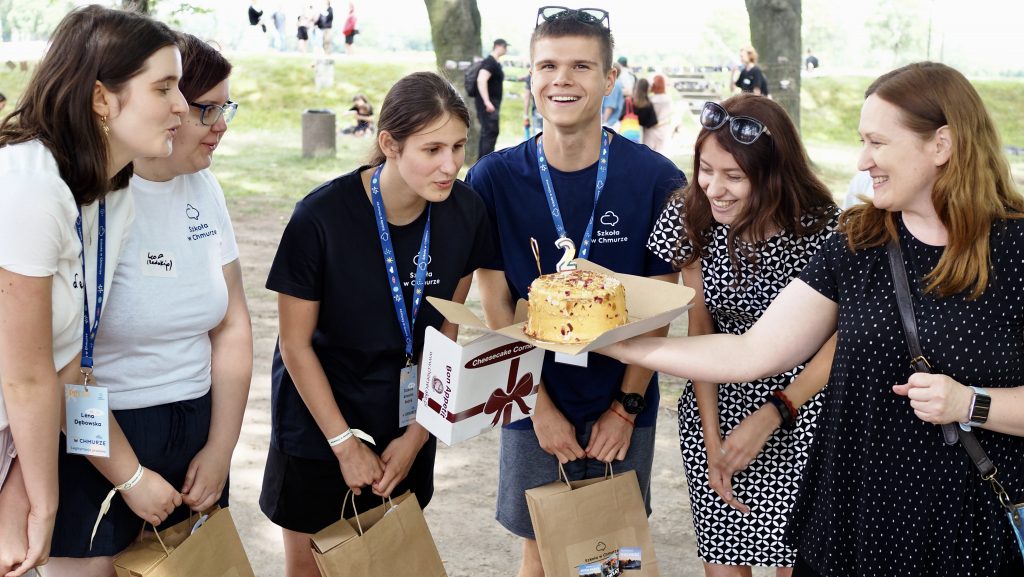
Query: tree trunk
423 0 482 161
122 0 150 14
744 0 801 129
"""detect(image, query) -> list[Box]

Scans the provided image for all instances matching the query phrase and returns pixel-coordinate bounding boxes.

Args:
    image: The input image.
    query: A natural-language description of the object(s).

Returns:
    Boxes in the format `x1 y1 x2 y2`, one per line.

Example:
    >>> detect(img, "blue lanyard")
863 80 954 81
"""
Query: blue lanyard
370 164 431 362
536 128 610 260
75 200 106 373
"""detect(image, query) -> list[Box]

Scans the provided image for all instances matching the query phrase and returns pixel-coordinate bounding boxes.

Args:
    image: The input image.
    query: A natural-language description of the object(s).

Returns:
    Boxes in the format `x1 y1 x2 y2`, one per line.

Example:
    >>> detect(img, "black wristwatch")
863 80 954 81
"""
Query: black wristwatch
617 391 647 415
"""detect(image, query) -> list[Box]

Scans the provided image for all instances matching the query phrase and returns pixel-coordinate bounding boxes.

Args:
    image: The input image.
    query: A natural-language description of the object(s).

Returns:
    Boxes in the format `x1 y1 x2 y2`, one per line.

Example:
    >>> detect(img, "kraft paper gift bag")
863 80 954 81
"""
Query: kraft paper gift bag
526 465 659 577
311 491 447 577
112 507 256 577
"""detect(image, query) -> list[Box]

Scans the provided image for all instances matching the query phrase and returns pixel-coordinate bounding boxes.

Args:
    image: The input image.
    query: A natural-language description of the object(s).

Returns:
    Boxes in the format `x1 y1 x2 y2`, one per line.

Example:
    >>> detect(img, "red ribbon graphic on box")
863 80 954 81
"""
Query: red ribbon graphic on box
419 357 539 426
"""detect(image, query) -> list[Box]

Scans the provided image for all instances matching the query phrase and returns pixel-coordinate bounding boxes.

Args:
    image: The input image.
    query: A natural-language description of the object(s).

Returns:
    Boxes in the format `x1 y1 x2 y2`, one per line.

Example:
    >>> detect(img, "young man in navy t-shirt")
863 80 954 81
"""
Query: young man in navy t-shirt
466 8 686 576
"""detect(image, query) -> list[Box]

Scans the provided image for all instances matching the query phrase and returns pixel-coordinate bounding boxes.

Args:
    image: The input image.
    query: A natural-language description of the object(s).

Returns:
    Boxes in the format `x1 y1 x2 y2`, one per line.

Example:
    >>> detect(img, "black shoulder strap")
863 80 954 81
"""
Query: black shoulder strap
886 239 996 476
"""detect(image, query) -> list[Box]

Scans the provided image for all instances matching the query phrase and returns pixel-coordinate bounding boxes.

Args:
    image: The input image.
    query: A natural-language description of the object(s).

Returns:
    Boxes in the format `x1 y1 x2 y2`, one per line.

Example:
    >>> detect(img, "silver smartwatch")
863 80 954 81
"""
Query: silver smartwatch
963 386 991 429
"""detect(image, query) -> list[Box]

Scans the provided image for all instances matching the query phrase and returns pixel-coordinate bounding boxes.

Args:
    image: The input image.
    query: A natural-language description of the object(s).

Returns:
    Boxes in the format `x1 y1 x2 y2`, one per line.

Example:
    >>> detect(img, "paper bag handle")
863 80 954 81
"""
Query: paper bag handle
556 462 615 487
137 522 172 557
341 491 395 537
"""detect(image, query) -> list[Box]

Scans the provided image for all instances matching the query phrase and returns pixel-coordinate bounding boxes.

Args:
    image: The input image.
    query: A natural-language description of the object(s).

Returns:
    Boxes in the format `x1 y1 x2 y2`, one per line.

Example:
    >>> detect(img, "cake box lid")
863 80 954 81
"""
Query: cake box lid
426 259 694 355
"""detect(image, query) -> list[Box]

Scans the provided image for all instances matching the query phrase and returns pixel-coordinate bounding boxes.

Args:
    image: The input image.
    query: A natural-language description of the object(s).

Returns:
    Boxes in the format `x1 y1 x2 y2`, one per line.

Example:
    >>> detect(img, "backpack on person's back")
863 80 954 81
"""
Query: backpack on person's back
464 59 484 97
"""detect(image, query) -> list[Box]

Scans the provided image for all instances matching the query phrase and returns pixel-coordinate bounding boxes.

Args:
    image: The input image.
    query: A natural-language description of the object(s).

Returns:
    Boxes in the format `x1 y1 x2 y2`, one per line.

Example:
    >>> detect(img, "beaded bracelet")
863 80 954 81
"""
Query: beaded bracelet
767 390 798 430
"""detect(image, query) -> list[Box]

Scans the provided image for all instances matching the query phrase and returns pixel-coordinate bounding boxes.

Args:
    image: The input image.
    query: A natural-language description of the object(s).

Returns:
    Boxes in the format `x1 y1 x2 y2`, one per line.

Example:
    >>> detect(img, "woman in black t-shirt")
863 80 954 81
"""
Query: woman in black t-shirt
260 72 494 577
605 62 1024 577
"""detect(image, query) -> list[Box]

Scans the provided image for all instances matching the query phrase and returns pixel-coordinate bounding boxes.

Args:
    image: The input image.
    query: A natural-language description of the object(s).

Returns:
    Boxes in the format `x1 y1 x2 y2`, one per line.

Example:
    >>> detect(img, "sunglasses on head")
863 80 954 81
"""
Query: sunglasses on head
700 101 771 145
535 6 610 29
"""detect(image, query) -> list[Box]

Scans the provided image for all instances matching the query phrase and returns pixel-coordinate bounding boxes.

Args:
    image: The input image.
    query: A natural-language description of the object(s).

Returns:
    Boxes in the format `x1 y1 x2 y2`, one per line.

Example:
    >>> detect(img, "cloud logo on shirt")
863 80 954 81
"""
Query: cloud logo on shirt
413 254 432 270
186 204 200 220
600 211 619 227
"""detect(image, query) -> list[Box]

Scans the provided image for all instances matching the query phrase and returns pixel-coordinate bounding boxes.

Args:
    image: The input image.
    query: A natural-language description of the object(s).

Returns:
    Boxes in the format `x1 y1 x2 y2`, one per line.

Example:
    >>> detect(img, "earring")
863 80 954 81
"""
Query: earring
100 116 109 136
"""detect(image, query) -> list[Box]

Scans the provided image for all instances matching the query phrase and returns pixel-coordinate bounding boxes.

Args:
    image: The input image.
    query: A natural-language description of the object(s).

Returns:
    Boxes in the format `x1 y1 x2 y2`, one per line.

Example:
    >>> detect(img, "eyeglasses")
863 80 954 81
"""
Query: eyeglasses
189 101 238 126
699 101 771 145
535 6 610 29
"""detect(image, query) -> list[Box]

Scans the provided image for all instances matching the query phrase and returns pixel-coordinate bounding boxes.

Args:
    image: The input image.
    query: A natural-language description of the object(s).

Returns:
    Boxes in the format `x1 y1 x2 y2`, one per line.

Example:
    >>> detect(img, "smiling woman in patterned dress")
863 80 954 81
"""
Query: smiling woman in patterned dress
646 93 839 577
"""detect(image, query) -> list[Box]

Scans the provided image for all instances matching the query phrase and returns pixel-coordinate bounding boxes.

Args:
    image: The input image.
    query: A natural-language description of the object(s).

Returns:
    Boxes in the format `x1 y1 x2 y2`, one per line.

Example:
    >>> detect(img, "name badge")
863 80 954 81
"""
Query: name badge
65 384 110 458
142 250 176 278
398 364 419 428
555 352 589 367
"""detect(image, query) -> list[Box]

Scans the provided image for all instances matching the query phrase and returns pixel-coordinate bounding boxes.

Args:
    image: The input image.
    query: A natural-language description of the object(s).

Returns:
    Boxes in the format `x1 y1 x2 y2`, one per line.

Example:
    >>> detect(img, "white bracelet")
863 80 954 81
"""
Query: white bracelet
91 464 145 550
116 464 144 491
327 428 376 447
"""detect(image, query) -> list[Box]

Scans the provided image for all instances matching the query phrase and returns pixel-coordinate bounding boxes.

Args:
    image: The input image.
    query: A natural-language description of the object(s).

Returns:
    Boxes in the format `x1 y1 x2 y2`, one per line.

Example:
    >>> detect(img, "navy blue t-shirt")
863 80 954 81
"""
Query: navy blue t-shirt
267 167 494 460
467 130 686 430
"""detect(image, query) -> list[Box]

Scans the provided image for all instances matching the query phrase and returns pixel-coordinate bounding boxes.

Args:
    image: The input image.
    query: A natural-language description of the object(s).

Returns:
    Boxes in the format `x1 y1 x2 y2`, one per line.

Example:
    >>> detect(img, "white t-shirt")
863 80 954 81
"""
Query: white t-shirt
0 140 133 431
92 170 239 410
844 170 874 209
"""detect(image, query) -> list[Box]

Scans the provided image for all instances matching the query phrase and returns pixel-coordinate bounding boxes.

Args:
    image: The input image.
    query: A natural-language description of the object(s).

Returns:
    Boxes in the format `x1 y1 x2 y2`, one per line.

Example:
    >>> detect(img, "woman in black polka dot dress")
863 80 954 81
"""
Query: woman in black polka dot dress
647 94 839 574
608 62 1024 576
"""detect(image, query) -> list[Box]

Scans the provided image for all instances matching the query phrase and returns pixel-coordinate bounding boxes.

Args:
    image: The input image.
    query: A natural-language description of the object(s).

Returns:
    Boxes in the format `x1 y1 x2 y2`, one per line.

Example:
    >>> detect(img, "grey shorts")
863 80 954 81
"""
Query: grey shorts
496 421 656 539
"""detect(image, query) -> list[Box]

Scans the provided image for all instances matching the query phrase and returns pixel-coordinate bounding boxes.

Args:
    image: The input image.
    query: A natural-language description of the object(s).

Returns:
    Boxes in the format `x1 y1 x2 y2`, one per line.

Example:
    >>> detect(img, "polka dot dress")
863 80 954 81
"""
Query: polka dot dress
648 199 840 566
790 216 1024 576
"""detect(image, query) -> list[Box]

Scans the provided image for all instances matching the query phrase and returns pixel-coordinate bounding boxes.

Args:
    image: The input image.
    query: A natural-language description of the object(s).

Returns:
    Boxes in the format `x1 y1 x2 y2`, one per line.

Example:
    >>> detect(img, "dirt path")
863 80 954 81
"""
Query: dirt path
226 195 772 577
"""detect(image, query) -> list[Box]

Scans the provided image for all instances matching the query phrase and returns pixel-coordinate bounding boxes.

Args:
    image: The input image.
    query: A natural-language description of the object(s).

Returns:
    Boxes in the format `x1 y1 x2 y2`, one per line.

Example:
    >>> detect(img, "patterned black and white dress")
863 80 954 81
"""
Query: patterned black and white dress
647 198 840 566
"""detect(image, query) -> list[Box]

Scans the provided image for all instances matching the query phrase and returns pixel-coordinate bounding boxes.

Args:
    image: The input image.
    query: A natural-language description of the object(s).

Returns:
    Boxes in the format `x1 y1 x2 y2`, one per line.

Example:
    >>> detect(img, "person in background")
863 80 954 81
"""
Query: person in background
616 55 636 94
733 46 767 96
602 61 624 131
318 0 334 54
467 8 686 576
0 6 184 575
45 33 251 577
522 75 543 138
341 94 373 136
342 2 357 55
259 72 493 577
805 49 819 72
297 6 316 54
272 8 287 51
630 77 657 141
603 61 1024 577
248 0 265 33
474 38 508 157
843 170 873 209
648 94 839 577
644 74 673 154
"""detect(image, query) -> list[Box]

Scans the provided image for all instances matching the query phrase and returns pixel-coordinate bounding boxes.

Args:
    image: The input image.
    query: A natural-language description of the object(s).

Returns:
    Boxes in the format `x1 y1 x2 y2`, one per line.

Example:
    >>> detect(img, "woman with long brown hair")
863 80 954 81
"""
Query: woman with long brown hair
608 62 1024 576
0 6 185 576
647 93 838 576
45 34 251 577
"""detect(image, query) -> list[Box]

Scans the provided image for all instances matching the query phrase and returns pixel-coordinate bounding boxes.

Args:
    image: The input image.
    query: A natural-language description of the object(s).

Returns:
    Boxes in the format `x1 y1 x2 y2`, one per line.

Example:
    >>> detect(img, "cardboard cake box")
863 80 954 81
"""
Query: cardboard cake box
416 260 693 446
427 259 695 356
416 322 544 446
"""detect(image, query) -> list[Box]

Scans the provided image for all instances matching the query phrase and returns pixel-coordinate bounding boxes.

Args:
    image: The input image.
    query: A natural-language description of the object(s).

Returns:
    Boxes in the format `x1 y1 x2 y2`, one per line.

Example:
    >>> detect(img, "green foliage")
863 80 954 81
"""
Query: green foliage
800 75 1024 148
2 53 1019 205
0 0 75 41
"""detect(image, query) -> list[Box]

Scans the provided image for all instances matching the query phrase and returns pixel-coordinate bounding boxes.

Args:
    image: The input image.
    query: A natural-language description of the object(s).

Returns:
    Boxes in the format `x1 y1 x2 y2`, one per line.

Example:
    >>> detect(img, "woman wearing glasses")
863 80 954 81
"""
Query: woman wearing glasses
45 35 251 575
607 63 1024 576
646 94 838 576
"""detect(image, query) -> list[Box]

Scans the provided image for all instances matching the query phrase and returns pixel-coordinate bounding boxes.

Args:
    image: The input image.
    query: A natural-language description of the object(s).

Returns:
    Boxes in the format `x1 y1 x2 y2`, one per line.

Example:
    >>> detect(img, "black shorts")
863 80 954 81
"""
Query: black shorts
259 438 436 535
345 32 356 45
297 26 309 41
50 391 229 557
